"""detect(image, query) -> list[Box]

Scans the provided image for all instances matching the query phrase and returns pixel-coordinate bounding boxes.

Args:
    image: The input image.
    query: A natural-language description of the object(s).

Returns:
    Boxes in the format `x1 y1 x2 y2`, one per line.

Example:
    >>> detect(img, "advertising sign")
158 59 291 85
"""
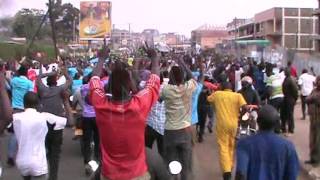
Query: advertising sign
80 1 112 40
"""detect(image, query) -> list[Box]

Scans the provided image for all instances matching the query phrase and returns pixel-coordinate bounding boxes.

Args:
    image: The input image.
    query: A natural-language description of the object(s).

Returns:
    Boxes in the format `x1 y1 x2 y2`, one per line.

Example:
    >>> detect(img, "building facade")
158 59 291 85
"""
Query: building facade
191 24 229 49
227 7 318 52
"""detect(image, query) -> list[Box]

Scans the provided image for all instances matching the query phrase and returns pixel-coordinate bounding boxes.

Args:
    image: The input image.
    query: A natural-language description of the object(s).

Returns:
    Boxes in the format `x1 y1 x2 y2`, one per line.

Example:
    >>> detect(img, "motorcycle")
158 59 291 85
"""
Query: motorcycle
237 106 258 139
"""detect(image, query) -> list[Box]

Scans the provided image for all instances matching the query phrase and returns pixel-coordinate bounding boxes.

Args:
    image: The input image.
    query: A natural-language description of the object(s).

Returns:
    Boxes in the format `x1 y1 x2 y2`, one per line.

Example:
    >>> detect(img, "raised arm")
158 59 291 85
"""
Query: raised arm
177 56 193 81
60 66 73 90
43 112 67 130
36 65 57 90
148 49 160 77
198 57 205 83
92 47 110 77
89 48 110 107
0 72 13 133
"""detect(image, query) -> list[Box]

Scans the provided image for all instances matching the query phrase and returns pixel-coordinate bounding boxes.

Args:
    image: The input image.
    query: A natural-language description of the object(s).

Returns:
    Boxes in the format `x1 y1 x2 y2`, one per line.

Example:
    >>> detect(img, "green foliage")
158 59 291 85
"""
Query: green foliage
11 1 80 43
12 8 48 40
0 42 55 60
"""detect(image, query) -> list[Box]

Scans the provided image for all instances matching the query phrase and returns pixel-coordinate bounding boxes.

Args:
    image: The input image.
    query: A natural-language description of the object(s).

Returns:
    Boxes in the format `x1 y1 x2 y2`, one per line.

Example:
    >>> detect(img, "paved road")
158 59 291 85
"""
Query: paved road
1 127 311 180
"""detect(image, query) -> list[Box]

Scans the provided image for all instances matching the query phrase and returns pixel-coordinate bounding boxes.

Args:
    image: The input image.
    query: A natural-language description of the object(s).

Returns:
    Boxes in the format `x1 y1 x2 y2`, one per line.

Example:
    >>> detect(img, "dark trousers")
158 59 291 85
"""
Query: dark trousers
164 128 193 180
301 95 307 118
310 119 320 163
145 125 164 157
82 117 100 164
45 129 63 180
198 106 210 138
281 98 296 133
269 97 283 133
23 175 46 180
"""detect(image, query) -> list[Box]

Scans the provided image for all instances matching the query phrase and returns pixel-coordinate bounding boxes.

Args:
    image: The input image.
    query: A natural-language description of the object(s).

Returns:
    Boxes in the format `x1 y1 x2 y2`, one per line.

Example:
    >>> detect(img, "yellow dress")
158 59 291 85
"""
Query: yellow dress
207 89 246 173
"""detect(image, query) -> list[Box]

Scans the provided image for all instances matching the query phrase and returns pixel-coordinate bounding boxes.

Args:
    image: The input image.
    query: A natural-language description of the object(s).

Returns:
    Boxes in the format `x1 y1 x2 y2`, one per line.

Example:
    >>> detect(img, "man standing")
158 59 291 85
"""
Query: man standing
298 69 316 120
281 68 298 136
161 57 197 180
36 66 72 180
236 105 299 180
305 76 320 166
207 82 247 180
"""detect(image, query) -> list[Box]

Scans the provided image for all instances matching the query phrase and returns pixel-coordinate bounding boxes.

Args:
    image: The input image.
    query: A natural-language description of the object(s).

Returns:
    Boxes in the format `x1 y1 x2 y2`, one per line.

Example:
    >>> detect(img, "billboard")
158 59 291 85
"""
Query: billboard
80 1 111 40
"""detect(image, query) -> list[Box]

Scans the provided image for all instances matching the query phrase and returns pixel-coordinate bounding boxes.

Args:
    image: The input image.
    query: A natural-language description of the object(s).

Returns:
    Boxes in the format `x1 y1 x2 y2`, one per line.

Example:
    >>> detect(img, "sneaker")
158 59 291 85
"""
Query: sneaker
207 126 213 134
7 158 14 167
198 136 203 143
85 164 92 176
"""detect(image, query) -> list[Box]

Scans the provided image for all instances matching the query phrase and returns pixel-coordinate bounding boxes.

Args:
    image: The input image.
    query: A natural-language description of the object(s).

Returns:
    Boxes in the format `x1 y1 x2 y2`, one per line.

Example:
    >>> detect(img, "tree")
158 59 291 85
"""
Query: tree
12 8 50 40
48 0 80 43
0 17 14 37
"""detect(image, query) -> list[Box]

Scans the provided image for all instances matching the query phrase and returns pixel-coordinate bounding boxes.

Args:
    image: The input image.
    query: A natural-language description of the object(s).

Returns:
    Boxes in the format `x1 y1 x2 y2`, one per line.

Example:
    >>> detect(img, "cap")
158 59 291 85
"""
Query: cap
241 76 253 84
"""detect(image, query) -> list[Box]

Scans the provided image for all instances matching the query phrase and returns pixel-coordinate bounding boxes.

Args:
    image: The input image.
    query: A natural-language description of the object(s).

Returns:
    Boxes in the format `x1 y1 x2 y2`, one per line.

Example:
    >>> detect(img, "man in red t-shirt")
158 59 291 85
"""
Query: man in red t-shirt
288 61 297 78
89 48 160 180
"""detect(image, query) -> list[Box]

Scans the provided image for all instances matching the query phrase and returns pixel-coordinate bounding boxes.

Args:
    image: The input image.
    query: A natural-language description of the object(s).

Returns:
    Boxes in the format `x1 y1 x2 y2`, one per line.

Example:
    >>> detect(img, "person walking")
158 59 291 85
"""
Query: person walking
0 70 12 133
145 71 169 157
13 92 66 180
298 69 316 120
305 76 320 166
89 48 160 180
36 65 72 180
7 65 34 167
281 68 298 136
207 82 247 180
265 63 285 133
81 73 101 175
236 105 299 180
161 57 197 180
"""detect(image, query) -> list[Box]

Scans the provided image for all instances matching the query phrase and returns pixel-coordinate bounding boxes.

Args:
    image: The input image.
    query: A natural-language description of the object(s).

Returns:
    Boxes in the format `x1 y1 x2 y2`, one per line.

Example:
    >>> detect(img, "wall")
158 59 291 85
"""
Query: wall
200 37 223 49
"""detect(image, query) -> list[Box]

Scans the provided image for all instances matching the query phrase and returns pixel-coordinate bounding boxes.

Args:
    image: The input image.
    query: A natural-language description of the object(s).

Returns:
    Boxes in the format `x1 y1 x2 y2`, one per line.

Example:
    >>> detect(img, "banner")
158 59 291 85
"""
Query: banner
80 1 112 40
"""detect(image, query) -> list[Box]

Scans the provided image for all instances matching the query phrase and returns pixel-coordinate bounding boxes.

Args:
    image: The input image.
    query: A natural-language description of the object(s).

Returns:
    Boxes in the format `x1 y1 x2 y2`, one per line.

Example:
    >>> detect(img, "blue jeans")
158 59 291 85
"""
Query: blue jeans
8 132 17 159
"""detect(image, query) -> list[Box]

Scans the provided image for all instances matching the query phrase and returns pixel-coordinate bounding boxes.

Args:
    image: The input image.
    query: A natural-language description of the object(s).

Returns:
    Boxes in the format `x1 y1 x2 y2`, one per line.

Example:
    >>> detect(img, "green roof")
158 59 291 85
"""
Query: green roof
235 40 271 46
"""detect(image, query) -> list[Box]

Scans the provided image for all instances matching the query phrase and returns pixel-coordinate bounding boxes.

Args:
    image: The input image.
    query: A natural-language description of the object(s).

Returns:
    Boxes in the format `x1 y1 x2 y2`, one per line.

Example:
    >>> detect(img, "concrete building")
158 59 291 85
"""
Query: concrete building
227 7 318 52
111 29 131 46
191 24 229 49
141 29 160 45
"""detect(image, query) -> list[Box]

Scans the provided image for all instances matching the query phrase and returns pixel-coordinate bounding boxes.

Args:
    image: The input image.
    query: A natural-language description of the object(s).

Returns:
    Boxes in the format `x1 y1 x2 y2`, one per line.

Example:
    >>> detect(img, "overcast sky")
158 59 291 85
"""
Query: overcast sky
0 0 317 36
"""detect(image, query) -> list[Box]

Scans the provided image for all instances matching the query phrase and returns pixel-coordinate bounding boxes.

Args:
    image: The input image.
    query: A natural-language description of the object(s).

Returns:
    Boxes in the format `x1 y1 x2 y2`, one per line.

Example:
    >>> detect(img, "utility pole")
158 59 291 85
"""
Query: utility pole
318 0 320 51
234 17 239 60
128 23 131 47
25 10 49 59
73 17 76 43
48 0 59 59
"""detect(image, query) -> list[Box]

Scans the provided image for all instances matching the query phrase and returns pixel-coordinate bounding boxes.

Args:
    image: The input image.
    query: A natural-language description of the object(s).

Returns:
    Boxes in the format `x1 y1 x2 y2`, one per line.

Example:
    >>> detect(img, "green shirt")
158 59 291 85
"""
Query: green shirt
265 72 285 99
161 79 197 130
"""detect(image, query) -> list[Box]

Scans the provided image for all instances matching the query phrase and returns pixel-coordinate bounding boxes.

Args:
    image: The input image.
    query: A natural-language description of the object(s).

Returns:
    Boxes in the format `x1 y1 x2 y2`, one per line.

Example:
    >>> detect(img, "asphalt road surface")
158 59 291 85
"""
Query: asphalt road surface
0 127 311 180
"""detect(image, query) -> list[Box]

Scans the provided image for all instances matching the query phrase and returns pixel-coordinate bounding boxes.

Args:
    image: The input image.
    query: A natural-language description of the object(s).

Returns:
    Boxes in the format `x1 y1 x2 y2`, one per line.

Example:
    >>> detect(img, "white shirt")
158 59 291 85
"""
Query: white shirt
298 73 316 96
235 68 244 91
13 109 67 176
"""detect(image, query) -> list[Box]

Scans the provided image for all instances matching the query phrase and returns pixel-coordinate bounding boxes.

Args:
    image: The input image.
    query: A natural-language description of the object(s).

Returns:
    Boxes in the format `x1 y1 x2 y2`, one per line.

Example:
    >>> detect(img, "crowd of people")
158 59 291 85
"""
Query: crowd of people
0 46 319 180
